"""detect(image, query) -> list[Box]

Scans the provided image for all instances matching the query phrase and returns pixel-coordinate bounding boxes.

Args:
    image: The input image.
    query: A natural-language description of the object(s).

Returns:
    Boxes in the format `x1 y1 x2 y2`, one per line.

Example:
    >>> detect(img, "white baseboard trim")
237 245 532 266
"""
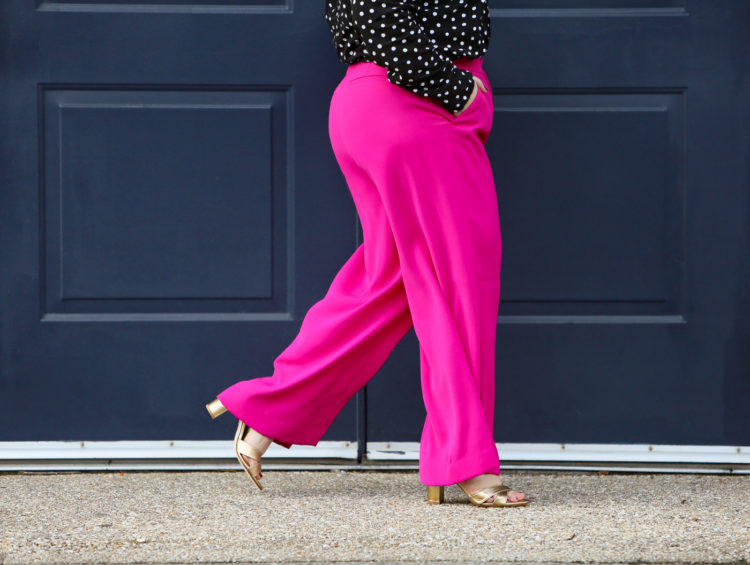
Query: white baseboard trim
0 440 357 471
367 441 750 463
0 440 748 472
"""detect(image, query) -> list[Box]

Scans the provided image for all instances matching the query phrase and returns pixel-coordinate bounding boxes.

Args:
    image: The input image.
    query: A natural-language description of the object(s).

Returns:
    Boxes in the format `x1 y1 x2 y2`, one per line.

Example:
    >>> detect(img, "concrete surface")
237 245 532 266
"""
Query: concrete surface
0 469 748 564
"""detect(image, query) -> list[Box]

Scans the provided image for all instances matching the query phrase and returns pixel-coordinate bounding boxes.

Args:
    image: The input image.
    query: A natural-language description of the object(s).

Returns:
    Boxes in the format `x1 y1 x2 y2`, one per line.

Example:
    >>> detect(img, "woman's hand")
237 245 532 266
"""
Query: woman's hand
453 75 488 117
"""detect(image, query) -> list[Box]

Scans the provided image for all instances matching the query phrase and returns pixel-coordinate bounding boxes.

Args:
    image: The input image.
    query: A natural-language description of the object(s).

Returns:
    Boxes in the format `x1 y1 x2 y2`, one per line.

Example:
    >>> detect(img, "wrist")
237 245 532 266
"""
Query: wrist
442 67 475 115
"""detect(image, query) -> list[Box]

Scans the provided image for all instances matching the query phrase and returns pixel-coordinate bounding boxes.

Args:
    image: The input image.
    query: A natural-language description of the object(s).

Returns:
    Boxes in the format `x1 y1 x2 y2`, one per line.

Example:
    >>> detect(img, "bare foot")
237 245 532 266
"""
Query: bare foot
458 473 526 504
240 426 272 480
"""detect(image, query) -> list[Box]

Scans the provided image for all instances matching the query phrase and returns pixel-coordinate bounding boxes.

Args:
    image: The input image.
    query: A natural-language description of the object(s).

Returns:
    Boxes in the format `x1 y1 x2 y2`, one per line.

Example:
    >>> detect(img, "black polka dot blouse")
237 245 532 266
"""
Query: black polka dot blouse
324 0 491 115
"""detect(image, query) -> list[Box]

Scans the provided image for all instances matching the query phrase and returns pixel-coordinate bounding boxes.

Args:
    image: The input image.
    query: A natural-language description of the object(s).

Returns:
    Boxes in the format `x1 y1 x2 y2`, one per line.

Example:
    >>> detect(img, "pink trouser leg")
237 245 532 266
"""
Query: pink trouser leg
217 162 413 448
217 57 502 485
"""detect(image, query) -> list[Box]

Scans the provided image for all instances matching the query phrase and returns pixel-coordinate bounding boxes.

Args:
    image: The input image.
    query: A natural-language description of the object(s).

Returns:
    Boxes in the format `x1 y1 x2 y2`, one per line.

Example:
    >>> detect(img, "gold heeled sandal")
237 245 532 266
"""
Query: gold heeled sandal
234 419 264 490
205 398 265 490
427 483 532 507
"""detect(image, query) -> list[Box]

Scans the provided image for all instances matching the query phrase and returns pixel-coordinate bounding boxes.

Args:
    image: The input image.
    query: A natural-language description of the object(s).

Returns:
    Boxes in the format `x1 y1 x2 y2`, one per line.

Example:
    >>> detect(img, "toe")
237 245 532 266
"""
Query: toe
508 490 524 502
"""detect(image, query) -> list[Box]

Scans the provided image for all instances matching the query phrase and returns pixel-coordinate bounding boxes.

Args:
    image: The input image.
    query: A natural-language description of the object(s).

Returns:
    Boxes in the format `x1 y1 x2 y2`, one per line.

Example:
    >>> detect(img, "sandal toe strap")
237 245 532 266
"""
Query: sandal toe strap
470 485 510 505
236 440 263 467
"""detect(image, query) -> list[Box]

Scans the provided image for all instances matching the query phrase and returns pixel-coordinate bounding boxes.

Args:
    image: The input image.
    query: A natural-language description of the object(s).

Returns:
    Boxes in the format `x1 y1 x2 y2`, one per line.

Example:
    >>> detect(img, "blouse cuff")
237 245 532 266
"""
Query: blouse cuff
439 66 476 115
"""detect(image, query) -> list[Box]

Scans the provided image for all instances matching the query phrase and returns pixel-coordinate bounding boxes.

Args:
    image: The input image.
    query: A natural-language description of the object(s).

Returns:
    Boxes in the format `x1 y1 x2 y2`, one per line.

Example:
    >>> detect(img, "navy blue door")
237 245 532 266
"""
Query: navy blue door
1 1 749 453
367 1 750 448
0 0 362 444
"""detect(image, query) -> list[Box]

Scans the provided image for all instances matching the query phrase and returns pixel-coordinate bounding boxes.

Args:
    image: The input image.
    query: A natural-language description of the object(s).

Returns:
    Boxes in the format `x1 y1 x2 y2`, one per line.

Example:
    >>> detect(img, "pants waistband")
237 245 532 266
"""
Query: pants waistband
345 56 484 80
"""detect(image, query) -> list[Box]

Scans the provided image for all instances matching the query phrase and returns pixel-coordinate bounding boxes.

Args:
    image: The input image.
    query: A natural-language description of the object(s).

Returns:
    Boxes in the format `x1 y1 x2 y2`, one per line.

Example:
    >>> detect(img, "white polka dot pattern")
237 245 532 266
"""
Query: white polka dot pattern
324 0 491 115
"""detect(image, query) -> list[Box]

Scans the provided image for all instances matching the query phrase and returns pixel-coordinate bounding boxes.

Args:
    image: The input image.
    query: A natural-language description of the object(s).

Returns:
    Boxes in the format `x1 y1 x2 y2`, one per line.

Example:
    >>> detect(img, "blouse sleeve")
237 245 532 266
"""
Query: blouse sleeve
349 0 476 115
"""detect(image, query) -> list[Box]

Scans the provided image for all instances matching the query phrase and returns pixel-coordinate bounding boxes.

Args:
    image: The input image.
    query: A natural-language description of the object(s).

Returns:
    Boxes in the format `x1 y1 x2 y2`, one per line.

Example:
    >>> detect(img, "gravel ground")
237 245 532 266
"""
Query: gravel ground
0 469 748 564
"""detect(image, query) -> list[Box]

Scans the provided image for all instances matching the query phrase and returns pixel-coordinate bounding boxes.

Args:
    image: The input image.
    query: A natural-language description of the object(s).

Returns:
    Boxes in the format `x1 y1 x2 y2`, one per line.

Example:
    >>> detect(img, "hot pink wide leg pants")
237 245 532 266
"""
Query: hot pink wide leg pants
217 56 502 486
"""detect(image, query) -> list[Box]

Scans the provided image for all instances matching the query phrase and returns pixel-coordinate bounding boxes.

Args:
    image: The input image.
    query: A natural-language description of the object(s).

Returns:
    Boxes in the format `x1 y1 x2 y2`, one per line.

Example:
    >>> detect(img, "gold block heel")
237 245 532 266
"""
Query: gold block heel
205 398 227 419
427 485 444 504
